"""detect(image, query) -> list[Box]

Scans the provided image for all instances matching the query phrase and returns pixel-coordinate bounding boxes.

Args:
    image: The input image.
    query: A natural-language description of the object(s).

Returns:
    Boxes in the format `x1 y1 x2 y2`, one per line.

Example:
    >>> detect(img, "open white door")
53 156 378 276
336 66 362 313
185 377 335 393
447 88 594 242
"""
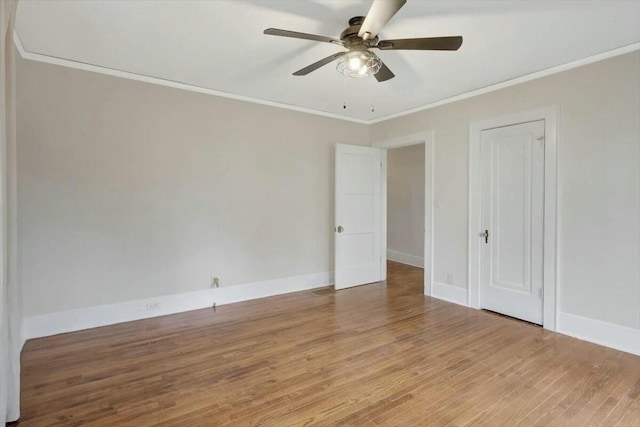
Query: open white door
480 120 545 324
334 144 383 290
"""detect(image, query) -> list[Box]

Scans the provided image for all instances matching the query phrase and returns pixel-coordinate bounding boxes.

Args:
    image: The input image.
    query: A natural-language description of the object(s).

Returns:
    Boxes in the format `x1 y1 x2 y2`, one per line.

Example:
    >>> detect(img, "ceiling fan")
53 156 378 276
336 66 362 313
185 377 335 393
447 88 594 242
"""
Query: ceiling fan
264 0 463 82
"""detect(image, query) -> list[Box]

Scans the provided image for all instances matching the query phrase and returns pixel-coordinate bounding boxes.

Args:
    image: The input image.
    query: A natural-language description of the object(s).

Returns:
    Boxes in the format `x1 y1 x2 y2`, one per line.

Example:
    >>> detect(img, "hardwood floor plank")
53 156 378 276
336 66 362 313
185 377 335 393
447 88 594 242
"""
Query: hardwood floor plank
602 378 640 427
18 262 640 426
424 346 573 425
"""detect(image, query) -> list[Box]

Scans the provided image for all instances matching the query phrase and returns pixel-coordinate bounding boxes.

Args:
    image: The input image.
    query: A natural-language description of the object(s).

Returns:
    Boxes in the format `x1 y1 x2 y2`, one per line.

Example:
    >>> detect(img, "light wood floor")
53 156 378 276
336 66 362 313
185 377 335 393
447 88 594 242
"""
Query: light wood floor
18 262 640 426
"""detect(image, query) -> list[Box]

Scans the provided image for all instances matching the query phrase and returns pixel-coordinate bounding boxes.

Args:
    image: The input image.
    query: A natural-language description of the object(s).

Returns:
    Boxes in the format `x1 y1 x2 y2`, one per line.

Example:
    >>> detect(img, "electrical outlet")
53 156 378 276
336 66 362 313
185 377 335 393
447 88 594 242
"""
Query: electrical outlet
212 277 220 288
446 274 454 285
146 302 159 310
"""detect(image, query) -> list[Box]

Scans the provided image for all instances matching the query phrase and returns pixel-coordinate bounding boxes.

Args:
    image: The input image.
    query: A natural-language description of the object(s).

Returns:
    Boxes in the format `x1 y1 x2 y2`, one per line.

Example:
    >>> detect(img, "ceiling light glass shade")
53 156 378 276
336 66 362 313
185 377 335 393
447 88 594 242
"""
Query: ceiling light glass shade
336 50 382 78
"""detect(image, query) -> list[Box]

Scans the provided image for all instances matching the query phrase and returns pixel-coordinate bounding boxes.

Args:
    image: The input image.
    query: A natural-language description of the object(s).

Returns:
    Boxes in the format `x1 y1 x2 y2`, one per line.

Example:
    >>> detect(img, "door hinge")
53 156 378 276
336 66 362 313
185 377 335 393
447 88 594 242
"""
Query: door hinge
539 288 544 300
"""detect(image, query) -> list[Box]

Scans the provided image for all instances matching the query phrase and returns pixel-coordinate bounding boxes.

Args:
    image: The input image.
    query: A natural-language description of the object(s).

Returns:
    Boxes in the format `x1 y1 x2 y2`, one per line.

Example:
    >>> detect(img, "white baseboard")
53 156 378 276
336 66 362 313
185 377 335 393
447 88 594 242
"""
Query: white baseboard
558 312 640 356
387 249 424 268
431 281 469 307
23 271 332 340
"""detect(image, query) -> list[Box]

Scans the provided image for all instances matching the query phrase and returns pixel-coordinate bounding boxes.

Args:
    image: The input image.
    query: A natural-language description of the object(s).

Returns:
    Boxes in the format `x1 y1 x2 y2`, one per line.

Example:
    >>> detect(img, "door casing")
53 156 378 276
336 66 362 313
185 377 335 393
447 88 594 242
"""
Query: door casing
468 106 558 330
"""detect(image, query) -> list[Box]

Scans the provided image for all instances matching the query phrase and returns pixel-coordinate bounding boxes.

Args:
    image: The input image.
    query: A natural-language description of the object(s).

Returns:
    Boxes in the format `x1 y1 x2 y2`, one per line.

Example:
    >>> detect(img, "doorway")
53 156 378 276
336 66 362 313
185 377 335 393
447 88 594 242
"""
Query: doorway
386 144 426 272
378 131 434 296
333 132 434 294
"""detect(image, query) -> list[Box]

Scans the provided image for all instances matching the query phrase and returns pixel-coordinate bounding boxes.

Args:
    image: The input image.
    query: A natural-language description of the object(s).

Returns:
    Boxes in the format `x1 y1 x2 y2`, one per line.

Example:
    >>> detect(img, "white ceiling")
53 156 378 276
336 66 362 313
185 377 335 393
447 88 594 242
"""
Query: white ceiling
15 0 640 123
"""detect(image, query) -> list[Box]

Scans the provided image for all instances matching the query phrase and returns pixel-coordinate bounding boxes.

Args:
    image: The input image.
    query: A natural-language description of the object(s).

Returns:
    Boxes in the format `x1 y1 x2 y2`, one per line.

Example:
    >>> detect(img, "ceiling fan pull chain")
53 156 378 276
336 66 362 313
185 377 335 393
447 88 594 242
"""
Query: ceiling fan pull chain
342 75 348 109
370 86 375 113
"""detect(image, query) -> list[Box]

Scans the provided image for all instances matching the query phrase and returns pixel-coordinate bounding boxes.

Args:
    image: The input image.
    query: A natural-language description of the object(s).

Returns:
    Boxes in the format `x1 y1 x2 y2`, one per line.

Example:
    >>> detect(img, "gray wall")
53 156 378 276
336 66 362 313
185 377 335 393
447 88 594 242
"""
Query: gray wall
371 51 640 330
17 57 369 316
17 50 640 332
387 144 425 261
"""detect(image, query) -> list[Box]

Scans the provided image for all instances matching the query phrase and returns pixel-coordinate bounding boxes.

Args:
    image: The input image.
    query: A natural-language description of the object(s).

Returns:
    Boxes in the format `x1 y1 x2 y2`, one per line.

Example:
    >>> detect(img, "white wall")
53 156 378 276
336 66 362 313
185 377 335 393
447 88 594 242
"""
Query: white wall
371 51 640 331
387 144 425 266
16 57 369 317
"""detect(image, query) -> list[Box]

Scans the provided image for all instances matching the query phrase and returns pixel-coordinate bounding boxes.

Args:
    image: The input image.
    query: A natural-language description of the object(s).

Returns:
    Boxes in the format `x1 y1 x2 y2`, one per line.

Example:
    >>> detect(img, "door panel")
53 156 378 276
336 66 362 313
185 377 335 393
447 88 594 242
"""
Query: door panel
335 144 382 290
481 121 544 324
494 139 528 291
343 195 374 233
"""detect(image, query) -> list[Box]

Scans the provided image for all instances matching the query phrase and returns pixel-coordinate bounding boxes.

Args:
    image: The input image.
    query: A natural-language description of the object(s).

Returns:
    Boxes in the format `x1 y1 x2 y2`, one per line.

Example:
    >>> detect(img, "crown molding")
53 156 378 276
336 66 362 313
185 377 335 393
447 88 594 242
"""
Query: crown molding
13 30 369 125
368 42 640 124
14 30 639 126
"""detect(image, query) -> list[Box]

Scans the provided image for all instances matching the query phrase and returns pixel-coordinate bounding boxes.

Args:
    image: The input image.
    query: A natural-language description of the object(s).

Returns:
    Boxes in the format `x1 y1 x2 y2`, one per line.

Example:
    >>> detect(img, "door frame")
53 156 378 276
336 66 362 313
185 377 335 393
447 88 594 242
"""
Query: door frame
468 106 558 330
372 131 435 296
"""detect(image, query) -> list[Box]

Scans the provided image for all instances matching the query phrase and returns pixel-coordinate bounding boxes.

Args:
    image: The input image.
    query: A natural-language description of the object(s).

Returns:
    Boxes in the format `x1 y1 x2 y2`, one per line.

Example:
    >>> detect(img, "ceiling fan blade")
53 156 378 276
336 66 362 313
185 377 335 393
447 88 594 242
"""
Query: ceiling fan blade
264 28 343 45
375 61 395 82
293 52 347 76
376 36 463 51
359 0 407 40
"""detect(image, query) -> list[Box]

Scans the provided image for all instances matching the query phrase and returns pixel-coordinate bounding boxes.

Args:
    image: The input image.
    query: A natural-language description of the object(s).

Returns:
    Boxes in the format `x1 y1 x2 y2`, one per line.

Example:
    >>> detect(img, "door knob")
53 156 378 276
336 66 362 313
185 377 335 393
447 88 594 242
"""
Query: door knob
480 229 489 244
337 225 344 233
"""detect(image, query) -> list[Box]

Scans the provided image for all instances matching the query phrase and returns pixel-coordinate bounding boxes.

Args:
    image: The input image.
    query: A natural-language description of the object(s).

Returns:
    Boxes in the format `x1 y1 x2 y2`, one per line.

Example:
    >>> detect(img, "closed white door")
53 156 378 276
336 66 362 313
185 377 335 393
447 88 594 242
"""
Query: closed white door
334 144 383 290
480 120 545 324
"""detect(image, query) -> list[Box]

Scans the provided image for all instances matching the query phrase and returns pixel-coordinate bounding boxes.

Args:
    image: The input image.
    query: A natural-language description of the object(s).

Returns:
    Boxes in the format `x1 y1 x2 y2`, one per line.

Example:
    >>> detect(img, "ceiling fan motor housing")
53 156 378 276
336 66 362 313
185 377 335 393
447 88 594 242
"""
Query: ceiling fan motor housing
340 17 378 49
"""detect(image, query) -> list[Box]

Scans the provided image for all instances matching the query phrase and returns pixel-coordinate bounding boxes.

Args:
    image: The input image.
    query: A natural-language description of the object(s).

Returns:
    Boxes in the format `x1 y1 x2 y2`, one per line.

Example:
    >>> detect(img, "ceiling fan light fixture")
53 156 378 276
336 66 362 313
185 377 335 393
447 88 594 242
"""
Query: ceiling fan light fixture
336 50 382 78
348 56 362 70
